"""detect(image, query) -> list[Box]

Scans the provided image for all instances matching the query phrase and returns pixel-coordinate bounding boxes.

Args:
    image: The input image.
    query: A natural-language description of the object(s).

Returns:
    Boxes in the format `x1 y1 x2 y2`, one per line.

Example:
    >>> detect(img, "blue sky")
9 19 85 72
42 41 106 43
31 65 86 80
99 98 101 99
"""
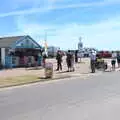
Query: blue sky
0 0 120 50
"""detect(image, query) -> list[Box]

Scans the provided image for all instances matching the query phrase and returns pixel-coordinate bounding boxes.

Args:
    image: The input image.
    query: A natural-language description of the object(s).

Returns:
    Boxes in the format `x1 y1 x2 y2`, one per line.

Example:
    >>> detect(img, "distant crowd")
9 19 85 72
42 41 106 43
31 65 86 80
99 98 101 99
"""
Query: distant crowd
55 50 120 73
111 51 120 70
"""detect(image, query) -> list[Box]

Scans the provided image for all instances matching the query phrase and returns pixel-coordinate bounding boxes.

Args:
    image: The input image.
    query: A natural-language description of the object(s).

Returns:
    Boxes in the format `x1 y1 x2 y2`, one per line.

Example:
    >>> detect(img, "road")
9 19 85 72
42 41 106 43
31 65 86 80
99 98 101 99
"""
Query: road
0 71 120 120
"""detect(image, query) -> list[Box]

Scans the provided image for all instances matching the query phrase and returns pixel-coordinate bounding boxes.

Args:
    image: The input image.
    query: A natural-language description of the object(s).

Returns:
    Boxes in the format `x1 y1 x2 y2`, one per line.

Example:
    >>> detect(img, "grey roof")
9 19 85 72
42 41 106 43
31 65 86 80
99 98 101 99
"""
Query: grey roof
0 36 24 48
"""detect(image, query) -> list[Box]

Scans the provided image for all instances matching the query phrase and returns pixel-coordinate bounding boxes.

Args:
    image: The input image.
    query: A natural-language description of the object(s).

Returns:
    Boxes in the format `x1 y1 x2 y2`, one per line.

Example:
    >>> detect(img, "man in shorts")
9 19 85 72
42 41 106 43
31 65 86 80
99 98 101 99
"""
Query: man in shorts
90 51 96 73
111 51 117 71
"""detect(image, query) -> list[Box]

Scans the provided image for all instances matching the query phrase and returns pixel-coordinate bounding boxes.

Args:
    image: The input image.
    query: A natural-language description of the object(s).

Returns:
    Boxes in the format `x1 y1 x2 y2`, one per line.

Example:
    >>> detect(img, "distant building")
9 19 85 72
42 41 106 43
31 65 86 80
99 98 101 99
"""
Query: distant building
47 46 60 57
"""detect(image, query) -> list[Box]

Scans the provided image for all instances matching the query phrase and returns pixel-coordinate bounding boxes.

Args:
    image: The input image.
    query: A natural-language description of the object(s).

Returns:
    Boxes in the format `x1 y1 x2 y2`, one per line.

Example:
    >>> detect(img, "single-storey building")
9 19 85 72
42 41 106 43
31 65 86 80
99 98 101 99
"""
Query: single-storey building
0 35 42 68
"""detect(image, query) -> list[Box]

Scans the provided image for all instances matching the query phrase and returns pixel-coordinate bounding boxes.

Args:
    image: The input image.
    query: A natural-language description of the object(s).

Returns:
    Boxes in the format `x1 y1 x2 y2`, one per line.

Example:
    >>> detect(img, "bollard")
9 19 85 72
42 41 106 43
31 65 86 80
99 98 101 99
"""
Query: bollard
45 62 53 79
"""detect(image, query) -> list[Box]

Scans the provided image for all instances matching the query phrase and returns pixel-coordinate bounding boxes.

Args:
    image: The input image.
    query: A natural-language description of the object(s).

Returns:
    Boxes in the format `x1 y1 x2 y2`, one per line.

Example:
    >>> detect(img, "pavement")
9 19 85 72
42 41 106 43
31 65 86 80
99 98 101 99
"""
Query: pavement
0 57 115 80
0 58 91 80
1 71 120 120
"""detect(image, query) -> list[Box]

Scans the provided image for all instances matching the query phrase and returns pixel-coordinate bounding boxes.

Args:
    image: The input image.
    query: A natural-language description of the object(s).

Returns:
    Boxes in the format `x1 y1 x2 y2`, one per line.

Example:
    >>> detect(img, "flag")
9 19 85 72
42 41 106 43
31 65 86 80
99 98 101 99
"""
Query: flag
44 40 48 50
44 40 48 56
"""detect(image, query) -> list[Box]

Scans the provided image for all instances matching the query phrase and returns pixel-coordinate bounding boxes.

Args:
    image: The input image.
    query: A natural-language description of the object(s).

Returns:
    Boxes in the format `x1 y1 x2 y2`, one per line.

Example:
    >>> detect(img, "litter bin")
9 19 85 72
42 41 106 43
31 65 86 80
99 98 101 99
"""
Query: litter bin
45 62 53 78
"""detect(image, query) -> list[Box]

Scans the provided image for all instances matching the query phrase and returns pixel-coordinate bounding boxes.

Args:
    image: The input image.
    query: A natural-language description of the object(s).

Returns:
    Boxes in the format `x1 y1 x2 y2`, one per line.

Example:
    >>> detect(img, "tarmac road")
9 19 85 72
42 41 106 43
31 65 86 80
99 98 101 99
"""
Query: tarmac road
0 71 120 120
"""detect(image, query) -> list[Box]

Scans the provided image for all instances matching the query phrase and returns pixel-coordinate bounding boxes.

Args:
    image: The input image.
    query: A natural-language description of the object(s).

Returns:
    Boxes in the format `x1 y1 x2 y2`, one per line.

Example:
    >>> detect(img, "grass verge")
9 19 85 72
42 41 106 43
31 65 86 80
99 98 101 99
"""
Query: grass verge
0 74 71 88
0 75 40 88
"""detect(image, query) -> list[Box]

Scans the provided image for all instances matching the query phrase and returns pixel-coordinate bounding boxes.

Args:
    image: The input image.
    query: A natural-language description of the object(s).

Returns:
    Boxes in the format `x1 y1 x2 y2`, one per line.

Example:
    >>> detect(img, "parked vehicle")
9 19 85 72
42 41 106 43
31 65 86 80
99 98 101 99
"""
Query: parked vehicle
95 57 108 71
97 51 112 58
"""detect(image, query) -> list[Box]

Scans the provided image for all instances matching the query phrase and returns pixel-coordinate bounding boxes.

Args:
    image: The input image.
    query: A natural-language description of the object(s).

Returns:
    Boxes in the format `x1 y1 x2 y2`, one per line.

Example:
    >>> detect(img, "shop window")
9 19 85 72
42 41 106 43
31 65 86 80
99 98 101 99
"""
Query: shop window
21 43 24 47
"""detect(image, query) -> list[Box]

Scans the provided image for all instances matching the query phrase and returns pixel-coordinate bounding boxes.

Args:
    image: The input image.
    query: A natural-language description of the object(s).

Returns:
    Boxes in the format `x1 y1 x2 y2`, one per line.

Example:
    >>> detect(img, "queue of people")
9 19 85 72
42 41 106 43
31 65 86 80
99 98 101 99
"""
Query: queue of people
55 50 120 73
56 50 105 73
90 51 120 72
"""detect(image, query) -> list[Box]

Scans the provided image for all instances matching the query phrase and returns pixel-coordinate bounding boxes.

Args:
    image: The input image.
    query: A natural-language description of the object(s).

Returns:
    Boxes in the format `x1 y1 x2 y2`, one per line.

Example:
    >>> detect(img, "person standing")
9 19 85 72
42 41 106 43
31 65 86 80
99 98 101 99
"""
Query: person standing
117 52 120 68
42 51 47 68
90 51 96 73
75 50 78 63
56 50 62 71
111 51 117 71
71 53 75 72
66 50 72 72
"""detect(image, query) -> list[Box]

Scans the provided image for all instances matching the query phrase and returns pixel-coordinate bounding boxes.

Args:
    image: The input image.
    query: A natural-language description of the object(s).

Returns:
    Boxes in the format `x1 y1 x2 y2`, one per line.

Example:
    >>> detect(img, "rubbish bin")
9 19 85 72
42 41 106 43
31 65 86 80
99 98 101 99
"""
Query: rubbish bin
45 62 53 78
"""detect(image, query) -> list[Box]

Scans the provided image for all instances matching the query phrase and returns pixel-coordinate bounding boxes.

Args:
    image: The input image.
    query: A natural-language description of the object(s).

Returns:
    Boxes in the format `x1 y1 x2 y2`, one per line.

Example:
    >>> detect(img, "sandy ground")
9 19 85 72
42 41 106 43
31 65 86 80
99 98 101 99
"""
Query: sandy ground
0 57 117 80
0 58 91 79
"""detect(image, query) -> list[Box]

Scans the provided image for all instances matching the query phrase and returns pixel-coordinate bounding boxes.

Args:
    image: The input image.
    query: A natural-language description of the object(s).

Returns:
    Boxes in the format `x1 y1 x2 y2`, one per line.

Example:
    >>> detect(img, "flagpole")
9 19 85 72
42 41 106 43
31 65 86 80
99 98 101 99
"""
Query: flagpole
44 31 48 56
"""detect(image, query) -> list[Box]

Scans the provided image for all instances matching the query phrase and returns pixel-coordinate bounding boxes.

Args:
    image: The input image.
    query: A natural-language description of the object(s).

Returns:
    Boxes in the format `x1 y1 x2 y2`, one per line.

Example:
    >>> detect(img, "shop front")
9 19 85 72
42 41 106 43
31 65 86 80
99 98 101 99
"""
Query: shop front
0 35 43 68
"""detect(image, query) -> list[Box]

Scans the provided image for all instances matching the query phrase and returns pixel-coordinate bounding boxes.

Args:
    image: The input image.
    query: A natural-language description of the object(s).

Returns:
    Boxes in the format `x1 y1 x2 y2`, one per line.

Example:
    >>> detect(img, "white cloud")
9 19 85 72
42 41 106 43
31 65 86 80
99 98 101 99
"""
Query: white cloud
15 15 120 50
8 0 55 8
0 0 120 18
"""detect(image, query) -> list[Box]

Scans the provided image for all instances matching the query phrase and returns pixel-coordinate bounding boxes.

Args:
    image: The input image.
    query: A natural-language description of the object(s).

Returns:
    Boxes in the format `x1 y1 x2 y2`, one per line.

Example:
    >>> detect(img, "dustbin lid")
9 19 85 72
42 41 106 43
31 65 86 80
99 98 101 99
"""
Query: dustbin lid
45 62 53 68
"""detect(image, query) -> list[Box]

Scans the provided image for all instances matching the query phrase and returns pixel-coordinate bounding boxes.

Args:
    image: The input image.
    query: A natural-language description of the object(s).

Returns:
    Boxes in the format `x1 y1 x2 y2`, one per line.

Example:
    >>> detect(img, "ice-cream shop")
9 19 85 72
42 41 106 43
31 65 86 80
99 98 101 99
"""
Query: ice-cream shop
0 35 42 69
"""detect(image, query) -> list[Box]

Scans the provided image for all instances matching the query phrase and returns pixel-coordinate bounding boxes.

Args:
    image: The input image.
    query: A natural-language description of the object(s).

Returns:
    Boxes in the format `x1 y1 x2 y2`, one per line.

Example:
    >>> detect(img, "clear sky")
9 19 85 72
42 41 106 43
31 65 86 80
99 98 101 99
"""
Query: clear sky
0 0 120 50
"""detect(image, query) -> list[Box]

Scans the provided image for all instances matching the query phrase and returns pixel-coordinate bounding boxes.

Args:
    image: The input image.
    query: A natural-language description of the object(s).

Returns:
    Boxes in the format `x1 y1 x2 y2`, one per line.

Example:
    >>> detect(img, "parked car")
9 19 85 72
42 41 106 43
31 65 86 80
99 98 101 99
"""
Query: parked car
97 51 112 58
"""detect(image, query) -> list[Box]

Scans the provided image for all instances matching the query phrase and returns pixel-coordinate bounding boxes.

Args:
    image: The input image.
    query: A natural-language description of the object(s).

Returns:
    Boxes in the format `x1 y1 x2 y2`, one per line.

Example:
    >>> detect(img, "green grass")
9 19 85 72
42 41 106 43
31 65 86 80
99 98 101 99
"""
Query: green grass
0 75 40 87
0 73 71 88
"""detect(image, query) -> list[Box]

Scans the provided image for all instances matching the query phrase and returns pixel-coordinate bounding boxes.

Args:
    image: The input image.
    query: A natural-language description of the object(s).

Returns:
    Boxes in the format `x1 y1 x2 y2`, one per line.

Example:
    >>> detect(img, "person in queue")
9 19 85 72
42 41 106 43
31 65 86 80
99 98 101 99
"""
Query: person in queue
66 50 72 72
71 52 75 72
75 50 78 63
56 50 63 71
111 51 117 71
117 51 120 68
42 51 47 68
90 50 96 73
